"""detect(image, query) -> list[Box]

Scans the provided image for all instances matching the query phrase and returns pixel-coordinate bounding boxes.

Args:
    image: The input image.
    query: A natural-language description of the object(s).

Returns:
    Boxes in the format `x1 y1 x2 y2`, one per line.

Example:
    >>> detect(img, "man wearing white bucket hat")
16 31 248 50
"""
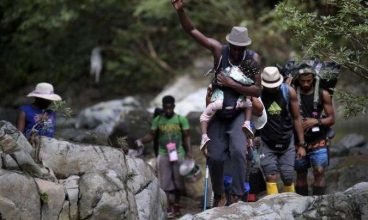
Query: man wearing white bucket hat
258 67 306 195
17 82 62 139
172 0 265 206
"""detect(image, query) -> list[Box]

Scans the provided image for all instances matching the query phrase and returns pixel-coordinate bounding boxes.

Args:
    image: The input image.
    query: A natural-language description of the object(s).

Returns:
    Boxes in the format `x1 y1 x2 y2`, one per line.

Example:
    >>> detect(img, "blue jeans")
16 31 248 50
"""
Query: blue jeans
295 147 329 171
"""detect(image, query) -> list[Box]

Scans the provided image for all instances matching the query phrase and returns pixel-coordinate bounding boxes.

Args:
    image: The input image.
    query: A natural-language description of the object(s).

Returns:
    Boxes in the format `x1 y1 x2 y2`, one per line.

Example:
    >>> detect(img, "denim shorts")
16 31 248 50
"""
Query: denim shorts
295 147 329 171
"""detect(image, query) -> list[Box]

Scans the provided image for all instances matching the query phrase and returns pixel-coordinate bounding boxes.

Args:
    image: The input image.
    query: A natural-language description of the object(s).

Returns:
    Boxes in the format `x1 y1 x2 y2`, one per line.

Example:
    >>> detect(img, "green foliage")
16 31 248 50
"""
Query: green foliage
273 0 368 116
124 171 137 184
1 0 285 106
1 0 366 117
335 91 368 118
39 192 48 204
273 0 368 80
117 136 129 153
1 0 206 103
50 100 73 118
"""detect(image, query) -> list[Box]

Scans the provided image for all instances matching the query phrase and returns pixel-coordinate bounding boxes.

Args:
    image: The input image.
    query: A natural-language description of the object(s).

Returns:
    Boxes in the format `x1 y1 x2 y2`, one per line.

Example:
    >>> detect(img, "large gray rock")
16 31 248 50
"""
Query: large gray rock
35 178 65 220
60 175 79 220
126 157 167 220
326 155 368 193
182 182 368 219
78 171 138 220
0 121 167 220
108 109 152 152
331 133 366 157
75 97 142 130
0 170 41 220
39 137 166 220
0 121 55 180
39 138 130 179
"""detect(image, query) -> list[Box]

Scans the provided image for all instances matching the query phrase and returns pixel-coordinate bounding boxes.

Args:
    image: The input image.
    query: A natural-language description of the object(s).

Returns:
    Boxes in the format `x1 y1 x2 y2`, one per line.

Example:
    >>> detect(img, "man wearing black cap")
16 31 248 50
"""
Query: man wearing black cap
172 0 263 206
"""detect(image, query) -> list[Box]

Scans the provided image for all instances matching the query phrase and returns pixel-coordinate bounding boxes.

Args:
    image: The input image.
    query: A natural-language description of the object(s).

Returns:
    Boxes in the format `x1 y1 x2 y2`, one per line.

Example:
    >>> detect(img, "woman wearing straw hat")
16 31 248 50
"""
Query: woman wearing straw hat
172 0 264 206
17 82 62 139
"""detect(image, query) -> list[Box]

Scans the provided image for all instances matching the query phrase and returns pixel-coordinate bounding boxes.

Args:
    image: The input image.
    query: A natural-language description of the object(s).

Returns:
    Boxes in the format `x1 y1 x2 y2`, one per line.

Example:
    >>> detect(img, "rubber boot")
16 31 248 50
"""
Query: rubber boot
283 183 295 193
296 185 309 196
266 182 278 195
312 186 326 196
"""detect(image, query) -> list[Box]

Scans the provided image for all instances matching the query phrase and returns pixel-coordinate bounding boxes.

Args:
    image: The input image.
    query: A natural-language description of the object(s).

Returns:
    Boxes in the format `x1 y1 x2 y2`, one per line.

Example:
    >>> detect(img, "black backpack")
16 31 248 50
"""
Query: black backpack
278 59 341 109
152 108 163 156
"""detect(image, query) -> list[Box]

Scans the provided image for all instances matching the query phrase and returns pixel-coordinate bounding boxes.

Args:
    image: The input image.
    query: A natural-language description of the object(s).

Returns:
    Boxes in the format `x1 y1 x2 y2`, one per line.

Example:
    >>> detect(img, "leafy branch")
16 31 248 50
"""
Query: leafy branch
335 91 368 118
50 100 73 118
273 0 368 81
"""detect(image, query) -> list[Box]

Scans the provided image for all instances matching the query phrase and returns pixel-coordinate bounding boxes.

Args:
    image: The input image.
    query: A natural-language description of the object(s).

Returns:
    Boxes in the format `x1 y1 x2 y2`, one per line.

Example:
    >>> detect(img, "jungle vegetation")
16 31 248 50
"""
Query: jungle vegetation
1 0 367 115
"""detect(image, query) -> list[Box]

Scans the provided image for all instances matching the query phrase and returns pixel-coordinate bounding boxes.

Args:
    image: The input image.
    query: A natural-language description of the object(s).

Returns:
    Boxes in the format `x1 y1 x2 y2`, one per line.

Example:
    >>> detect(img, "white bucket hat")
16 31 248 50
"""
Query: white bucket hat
27 82 62 101
226 26 252 47
261 66 284 88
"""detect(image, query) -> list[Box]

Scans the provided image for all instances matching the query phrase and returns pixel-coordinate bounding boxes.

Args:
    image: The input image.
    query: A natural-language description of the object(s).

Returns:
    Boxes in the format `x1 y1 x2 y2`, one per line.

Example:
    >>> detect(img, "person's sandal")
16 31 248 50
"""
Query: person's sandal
242 121 254 139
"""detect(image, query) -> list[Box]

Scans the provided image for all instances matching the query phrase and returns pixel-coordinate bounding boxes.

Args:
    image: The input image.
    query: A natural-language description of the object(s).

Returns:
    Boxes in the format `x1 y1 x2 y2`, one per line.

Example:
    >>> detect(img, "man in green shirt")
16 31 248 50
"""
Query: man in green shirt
136 95 192 218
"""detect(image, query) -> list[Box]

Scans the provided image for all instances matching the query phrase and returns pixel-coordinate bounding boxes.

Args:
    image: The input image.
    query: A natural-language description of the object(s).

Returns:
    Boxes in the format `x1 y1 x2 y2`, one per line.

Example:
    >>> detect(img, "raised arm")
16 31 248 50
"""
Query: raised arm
172 0 222 60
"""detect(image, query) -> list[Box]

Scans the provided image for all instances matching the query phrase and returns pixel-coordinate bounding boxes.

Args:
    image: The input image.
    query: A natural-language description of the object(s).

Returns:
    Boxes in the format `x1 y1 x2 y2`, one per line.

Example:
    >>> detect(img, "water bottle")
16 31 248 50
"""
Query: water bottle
166 142 178 162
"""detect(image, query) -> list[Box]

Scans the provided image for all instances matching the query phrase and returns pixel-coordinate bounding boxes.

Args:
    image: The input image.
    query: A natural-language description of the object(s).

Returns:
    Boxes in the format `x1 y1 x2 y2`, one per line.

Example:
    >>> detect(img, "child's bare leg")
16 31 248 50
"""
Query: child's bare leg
238 97 254 139
200 120 209 138
199 100 222 150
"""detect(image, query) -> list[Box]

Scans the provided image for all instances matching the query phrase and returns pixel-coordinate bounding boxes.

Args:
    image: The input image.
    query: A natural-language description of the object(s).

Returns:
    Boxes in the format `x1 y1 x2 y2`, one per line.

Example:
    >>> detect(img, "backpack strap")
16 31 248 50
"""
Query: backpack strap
244 49 255 61
280 83 290 107
177 115 190 154
156 115 161 131
176 115 183 133
313 76 321 110
296 84 324 118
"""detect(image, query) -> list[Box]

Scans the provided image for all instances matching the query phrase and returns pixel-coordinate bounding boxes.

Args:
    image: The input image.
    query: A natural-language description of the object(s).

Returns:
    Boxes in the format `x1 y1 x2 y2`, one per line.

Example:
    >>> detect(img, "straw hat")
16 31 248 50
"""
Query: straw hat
27 82 62 101
261 67 284 88
226 26 252 46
